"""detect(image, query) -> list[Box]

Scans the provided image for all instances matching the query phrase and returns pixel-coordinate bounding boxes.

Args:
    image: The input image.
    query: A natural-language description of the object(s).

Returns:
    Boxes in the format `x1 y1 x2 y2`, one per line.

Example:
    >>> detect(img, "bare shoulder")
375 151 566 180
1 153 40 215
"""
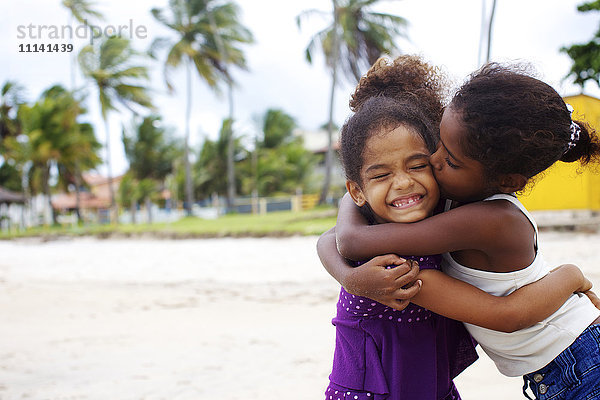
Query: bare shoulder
477 199 537 267
480 198 533 231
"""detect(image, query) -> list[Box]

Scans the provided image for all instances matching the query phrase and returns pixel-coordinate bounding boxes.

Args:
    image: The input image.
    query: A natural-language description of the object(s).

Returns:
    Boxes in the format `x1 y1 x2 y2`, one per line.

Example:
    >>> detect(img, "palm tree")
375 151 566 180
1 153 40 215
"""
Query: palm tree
61 2 104 223
0 81 26 144
61 0 104 90
78 36 153 222
206 1 253 210
122 115 178 223
297 0 408 204
61 0 103 24
255 109 316 196
195 118 241 200
58 121 102 223
10 85 95 225
150 0 253 214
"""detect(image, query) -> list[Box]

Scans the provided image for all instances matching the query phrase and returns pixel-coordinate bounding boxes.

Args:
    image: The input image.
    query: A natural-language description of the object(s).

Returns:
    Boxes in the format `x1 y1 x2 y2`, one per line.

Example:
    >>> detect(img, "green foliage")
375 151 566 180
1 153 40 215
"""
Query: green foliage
7 86 99 194
251 138 318 196
0 162 22 192
150 0 254 93
61 0 104 24
79 37 153 119
561 1 600 87
194 118 245 199
120 115 180 212
0 81 26 146
56 121 102 191
0 81 25 191
297 0 408 83
262 109 296 149
579 0 600 12
122 115 178 181
238 108 317 197
118 172 137 208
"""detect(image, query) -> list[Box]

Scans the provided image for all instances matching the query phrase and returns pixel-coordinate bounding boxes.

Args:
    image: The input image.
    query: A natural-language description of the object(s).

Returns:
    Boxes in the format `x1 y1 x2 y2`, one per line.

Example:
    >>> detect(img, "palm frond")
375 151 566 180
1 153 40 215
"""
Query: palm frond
62 0 104 24
99 37 132 70
112 66 149 80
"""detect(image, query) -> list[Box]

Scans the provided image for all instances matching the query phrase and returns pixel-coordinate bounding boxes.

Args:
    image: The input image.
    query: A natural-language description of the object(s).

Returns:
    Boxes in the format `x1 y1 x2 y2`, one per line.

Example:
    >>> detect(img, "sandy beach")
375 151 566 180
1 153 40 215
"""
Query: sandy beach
1 232 599 399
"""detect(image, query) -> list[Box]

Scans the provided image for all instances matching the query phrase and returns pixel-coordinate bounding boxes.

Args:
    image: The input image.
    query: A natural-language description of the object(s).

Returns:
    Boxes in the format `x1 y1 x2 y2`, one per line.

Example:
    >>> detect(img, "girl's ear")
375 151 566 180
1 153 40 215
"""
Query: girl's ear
497 173 528 194
346 181 367 206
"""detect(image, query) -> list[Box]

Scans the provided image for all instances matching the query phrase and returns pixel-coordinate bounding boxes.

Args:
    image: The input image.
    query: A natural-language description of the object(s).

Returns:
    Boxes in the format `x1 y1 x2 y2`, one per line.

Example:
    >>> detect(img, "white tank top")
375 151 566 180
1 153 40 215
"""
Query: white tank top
442 194 600 376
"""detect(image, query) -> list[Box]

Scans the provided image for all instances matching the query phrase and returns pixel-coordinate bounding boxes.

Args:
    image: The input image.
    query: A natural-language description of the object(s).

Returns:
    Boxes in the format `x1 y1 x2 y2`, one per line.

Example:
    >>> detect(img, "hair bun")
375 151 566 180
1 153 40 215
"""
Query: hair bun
559 119 600 165
350 55 447 128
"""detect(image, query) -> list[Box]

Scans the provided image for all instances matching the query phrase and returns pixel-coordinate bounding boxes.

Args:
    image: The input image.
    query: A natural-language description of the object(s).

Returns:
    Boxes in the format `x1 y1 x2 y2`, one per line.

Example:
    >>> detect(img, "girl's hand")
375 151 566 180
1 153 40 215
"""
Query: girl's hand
343 254 421 311
549 264 600 310
573 275 600 310
578 276 594 294
584 290 600 310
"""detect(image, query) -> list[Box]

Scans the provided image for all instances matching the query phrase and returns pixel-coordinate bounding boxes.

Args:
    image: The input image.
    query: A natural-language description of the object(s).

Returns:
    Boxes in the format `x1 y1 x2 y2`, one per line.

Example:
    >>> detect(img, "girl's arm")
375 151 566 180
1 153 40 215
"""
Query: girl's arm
413 266 590 332
335 193 518 261
319 226 590 332
317 227 422 310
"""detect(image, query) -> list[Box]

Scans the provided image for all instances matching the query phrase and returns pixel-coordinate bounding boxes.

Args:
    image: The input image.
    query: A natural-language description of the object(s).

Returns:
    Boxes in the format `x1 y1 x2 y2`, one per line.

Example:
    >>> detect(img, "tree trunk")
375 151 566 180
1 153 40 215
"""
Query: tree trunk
209 12 236 211
130 199 137 224
145 196 152 224
42 164 58 225
69 14 76 91
74 164 82 224
319 0 340 205
102 116 117 224
226 81 235 211
251 132 258 214
183 59 194 216
21 161 32 229
486 0 497 63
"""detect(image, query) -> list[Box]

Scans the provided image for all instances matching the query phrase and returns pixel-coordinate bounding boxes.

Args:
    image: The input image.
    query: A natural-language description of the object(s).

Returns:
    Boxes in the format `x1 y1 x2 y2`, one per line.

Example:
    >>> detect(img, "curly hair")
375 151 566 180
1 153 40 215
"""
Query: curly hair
449 63 600 181
351 55 449 124
341 55 447 186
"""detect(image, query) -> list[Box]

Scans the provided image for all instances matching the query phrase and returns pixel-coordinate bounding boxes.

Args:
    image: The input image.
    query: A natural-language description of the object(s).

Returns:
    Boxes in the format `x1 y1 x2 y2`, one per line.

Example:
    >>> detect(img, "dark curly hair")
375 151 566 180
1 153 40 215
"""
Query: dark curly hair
340 55 446 186
449 63 600 182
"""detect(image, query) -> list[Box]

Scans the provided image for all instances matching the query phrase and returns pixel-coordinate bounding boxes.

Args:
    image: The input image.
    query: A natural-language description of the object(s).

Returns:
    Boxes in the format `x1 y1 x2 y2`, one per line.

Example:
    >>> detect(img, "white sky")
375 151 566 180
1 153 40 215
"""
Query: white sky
1 0 599 175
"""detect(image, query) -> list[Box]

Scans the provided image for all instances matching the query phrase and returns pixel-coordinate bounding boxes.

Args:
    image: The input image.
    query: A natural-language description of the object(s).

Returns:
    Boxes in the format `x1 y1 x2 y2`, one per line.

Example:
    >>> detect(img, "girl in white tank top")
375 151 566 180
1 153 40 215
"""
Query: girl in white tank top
443 194 599 378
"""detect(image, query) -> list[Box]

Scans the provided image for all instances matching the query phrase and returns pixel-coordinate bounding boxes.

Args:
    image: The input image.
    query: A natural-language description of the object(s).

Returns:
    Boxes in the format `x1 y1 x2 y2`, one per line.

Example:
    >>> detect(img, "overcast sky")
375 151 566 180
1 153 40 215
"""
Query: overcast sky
1 0 598 175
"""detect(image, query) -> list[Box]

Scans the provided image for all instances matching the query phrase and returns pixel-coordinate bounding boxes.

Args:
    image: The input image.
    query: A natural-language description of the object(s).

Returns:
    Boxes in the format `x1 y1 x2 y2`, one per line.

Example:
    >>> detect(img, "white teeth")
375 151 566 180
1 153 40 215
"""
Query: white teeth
392 195 421 207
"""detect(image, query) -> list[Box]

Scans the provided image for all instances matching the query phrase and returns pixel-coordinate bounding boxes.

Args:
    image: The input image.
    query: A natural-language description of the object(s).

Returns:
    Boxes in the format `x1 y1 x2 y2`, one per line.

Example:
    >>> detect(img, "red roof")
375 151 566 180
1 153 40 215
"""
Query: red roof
51 192 110 210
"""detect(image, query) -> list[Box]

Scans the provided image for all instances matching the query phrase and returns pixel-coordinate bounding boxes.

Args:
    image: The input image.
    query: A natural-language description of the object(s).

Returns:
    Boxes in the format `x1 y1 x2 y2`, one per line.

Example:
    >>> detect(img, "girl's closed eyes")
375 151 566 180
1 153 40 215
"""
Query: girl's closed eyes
444 157 459 169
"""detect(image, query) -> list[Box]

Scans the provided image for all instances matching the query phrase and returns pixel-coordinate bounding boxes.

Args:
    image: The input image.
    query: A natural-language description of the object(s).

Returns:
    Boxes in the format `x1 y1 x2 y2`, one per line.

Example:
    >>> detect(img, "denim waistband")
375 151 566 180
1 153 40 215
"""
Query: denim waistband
522 323 600 399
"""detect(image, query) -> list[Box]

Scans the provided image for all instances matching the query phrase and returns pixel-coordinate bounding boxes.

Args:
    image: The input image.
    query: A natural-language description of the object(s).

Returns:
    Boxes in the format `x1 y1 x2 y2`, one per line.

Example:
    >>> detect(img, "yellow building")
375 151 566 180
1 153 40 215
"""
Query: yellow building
518 94 600 211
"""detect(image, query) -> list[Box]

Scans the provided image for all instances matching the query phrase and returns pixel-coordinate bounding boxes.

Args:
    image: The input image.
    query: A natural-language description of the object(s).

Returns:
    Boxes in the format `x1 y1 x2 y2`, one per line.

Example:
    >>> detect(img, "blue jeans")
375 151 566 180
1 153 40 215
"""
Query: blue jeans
522 324 600 399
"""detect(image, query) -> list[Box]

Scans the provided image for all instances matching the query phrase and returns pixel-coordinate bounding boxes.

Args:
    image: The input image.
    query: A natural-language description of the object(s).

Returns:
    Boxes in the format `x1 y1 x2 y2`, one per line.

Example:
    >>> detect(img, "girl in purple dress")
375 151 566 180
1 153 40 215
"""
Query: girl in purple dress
321 56 593 400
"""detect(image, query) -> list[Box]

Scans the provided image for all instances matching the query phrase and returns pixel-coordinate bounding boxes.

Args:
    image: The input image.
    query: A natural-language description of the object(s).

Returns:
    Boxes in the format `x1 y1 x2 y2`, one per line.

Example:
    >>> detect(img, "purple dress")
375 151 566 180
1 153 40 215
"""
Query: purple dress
324 255 478 400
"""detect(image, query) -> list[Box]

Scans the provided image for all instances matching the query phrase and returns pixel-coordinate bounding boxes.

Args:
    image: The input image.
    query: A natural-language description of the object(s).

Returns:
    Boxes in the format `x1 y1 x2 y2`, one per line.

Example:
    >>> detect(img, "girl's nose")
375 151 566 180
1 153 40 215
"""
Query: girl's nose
393 173 414 189
430 147 443 171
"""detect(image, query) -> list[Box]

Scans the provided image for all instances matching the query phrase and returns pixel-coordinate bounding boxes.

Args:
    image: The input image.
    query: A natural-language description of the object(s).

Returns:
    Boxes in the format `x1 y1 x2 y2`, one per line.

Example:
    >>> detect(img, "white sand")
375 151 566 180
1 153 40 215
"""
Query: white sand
1 232 599 399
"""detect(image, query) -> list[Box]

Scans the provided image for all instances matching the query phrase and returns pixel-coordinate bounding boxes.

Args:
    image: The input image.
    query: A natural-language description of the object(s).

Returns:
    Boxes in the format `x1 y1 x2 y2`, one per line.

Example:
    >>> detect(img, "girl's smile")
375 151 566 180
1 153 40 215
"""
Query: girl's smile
390 194 425 209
